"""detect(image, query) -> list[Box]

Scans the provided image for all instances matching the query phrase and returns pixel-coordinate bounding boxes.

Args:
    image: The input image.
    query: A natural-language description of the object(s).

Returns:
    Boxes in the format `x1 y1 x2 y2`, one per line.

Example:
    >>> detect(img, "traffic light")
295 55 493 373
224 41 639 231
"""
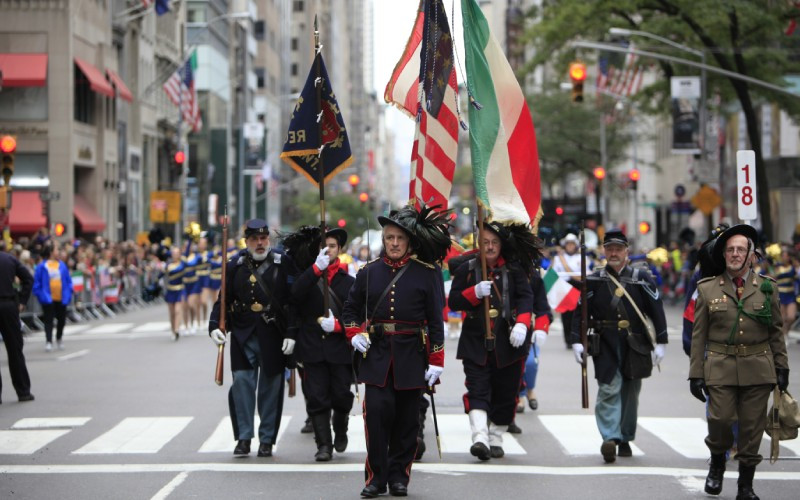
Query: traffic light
1 135 16 186
555 206 564 216
359 192 369 203
569 62 587 103
638 221 651 235
174 150 186 165
337 218 346 228
593 167 606 181
348 174 360 187
628 168 640 190
53 222 67 237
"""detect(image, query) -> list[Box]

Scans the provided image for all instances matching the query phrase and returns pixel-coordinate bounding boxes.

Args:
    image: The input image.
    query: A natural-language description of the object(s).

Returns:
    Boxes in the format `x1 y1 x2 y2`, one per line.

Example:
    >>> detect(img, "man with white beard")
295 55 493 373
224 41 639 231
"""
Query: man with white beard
208 219 299 458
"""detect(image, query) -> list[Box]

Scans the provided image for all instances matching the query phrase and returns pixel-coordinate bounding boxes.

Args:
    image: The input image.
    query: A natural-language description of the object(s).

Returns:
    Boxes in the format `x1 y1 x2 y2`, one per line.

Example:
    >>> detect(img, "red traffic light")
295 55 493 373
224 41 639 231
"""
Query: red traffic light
348 174 360 187
0 135 17 154
628 169 640 181
593 167 606 180
337 218 346 228
569 62 587 82
174 151 186 164
555 206 564 216
638 221 651 234
359 192 369 203
53 222 67 237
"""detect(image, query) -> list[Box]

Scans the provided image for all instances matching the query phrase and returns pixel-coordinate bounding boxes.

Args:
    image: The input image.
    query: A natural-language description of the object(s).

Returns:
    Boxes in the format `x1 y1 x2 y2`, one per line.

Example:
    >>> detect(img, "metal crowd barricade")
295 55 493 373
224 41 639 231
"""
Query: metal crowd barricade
20 293 45 332
97 266 119 316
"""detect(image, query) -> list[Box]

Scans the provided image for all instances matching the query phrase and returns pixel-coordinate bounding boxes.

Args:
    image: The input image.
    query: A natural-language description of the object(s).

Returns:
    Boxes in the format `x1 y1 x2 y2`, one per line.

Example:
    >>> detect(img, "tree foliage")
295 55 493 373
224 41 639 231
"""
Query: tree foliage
292 190 373 232
523 0 800 239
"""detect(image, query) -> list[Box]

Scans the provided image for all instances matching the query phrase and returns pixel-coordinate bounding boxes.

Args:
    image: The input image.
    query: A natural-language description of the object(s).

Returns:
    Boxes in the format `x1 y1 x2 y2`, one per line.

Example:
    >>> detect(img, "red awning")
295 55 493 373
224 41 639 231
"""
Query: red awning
0 53 48 87
106 69 133 102
8 191 47 234
74 57 115 98
73 194 106 234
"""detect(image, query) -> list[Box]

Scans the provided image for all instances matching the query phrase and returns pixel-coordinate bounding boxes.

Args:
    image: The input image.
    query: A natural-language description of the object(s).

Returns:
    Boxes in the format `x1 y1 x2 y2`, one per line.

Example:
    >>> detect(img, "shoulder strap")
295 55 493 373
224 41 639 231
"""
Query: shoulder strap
244 258 275 304
368 264 410 325
606 271 655 346
317 276 344 316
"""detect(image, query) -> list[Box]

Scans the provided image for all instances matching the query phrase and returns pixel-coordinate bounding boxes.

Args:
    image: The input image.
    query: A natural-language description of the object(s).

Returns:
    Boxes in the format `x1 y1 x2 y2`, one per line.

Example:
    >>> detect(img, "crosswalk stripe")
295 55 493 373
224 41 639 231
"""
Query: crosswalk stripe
84 322 136 334
132 322 172 333
12 417 91 429
437 414 525 454
637 417 709 459
0 430 71 454
63 324 91 335
74 417 193 454
198 416 292 453
538 415 644 456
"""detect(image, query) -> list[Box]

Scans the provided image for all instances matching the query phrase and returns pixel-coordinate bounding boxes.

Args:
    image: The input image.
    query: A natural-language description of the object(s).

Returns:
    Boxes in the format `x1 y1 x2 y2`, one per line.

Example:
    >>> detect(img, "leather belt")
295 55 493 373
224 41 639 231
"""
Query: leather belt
593 319 631 329
707 341 771 357
369 322 423 335
231 302 269 314
465 308 500 319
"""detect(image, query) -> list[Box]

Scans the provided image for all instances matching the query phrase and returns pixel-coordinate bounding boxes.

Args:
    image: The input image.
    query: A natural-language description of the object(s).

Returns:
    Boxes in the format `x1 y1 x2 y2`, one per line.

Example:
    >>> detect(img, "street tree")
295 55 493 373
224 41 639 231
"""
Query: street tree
523 0 800 240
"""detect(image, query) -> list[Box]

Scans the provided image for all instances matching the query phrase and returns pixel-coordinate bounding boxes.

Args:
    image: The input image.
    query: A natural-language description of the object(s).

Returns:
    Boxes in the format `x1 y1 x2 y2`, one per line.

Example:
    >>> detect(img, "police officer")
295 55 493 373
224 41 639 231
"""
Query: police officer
0 245 35 404
448 221 538 460
343 204 450 498
569 230 668 463
690 224 789 499
289 226 355 462
208 219 298 457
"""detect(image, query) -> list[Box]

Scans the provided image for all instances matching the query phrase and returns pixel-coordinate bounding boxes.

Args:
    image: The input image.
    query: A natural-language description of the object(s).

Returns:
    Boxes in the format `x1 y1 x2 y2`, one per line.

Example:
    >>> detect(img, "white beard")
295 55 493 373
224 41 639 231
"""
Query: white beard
249 248 269 261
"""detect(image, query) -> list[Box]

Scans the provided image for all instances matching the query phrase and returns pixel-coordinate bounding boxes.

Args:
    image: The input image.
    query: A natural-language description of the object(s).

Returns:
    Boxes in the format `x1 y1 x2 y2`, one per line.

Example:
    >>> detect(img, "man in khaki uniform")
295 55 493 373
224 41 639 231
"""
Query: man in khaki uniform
690 224 789 500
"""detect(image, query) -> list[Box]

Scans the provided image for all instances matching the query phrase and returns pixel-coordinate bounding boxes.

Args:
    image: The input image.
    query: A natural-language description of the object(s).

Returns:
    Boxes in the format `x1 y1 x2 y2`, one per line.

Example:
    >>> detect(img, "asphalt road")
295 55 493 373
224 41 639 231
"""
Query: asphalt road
1 301 799 499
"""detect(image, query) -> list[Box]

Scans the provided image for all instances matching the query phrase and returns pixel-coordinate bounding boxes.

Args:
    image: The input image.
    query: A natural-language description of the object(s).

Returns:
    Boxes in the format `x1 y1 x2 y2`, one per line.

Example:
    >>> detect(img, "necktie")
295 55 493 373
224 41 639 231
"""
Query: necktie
733 277 744 300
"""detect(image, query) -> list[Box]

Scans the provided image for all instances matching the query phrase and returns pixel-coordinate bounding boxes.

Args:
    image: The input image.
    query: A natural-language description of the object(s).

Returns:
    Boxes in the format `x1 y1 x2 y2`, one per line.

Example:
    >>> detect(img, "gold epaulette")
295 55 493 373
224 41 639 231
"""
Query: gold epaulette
358 257 381 272
410 256 435 269
759 274 777 282
697 276 716 284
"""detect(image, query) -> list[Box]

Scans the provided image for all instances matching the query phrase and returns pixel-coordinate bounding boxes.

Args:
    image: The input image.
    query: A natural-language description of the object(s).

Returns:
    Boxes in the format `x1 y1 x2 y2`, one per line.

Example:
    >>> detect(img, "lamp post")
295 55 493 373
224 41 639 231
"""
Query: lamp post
609 27 707 158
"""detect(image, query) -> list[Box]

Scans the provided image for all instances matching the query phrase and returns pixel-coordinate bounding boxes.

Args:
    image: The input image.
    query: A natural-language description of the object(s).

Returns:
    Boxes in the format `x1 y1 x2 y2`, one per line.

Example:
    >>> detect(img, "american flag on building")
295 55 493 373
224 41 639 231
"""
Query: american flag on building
384 0 459 211
596 42 645 101
163 51 203 133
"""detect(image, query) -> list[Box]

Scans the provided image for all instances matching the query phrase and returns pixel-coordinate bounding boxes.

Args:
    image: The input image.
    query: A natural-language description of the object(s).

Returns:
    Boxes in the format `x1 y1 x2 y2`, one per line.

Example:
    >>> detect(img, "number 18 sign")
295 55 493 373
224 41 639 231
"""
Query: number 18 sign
736 150 757 221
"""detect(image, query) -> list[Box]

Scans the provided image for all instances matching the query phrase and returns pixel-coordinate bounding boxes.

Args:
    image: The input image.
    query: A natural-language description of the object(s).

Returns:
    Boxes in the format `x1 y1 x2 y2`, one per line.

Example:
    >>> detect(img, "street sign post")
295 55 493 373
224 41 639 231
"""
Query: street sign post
736 150 757 222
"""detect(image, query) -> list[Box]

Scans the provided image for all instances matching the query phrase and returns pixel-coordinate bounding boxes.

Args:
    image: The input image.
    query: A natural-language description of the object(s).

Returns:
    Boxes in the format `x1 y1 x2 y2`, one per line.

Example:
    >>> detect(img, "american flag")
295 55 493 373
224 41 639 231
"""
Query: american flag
384 0 458 210
597 42 644 100
163 52 202 133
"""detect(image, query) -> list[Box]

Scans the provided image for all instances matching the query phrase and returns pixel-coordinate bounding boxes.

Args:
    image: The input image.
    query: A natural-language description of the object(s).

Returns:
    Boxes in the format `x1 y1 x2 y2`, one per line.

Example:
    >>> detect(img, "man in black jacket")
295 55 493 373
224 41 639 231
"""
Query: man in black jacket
0 246 35 403
290 227 355 462
208 219 298 458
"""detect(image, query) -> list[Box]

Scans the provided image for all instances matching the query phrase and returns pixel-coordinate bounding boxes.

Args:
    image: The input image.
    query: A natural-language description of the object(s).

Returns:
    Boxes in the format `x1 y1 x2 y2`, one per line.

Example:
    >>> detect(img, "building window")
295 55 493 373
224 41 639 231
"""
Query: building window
291 37 298 51
255 68 266 89
254 20 265 41
0 86 48 121
291 63 298 77
74 65 96 124
293 1 304 12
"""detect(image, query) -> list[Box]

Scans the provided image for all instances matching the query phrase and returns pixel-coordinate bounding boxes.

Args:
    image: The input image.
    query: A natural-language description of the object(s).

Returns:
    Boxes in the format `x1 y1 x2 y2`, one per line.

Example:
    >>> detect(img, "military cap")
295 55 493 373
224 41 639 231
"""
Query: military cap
711 223 758 266
244 219 269 238
325 228 348 248
603 230 629 247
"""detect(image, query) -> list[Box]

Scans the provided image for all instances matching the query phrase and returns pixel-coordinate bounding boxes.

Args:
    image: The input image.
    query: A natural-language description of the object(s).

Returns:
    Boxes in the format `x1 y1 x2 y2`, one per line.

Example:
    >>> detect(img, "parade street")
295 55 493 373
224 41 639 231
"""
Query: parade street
1 303 799 500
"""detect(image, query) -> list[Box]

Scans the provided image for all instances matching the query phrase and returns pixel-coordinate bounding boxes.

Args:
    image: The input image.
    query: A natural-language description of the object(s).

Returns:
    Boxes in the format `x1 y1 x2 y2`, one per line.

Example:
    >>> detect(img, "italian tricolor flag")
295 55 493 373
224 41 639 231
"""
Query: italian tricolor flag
461 0 542 225
543 267 580 313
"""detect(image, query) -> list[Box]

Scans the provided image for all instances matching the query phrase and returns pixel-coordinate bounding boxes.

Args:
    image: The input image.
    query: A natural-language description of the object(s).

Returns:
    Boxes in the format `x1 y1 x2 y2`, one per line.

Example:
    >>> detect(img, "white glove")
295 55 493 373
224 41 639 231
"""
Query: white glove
320 309 336 333
572 343 585 364
211 329 226 346
534 330 547 347
315 248 330 271
282 338 296 355
652 343 666 365
424 365 443 386
509 323 528 348
351 333 370 353
474 280 492 299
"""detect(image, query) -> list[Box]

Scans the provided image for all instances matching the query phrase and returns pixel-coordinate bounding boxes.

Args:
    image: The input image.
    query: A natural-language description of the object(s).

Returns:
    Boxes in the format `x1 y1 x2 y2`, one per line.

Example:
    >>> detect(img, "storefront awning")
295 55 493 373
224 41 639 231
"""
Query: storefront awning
106 69 133 102
74 57 114 98
8 191 47 234
0 53 48 87
73 194 106 234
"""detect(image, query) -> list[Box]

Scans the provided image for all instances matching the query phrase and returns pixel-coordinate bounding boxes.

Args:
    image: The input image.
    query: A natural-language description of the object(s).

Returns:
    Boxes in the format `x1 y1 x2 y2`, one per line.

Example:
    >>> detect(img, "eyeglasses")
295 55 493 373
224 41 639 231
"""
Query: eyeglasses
725 246 748 255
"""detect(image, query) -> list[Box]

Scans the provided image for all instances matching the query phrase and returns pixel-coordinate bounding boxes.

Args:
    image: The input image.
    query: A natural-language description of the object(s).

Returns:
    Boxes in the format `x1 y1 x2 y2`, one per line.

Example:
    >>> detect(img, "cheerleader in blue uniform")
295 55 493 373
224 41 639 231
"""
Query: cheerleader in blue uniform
775 247 799 342
165 247 187 340
196 235 214 324
182 240 202 335
207 242 223 295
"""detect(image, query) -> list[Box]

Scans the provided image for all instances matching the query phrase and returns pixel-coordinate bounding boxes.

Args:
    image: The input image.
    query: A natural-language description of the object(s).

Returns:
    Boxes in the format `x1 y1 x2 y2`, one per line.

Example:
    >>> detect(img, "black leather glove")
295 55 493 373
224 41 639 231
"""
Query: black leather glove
776 368 790 392
689 378 708 403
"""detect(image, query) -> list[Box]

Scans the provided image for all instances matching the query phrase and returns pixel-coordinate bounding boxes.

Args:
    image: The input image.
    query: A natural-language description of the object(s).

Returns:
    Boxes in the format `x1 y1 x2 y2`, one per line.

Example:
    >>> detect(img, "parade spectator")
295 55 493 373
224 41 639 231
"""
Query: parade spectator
33 245 73 351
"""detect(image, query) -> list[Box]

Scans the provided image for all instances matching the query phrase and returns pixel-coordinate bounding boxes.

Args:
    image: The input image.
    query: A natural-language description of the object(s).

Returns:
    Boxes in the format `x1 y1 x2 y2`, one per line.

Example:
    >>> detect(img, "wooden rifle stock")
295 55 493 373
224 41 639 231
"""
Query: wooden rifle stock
476 205 494 349
214 209 229 386
288 368 297 397
580 224 589 408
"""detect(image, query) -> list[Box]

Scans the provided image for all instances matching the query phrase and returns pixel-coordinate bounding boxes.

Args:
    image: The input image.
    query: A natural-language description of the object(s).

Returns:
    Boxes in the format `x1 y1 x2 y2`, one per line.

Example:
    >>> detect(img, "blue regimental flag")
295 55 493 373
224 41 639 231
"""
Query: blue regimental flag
281 54 353 186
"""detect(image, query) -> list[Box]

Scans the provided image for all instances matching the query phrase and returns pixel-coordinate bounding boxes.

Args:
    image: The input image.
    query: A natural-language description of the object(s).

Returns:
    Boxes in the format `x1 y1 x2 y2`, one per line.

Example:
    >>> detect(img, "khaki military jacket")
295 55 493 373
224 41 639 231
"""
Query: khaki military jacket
690 271 788 386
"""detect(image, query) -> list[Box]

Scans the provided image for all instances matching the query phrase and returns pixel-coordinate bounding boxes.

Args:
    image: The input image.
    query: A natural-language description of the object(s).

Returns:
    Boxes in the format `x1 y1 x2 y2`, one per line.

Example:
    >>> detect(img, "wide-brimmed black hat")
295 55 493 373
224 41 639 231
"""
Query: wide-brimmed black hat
711 224 759 266
483 220 543 275
324 228 348 248
244 219 269 238
697 223 729 278
378 204 453 264
603 230 628 247
378 211 414 237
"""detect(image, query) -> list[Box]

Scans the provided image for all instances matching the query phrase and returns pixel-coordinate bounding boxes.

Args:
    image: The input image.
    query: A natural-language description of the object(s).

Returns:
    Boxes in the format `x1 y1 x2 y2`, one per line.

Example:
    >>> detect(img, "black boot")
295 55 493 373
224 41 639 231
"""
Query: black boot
736 464 759 500
332 410 349 453
300 416 313 434
311 411 333 462
704 453 726 495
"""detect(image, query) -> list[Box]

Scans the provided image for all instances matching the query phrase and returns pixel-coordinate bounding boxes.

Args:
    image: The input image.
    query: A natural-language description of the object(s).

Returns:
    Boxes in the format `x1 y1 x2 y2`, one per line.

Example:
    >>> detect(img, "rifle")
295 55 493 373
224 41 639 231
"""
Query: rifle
214 206 228 386
579 222 589 409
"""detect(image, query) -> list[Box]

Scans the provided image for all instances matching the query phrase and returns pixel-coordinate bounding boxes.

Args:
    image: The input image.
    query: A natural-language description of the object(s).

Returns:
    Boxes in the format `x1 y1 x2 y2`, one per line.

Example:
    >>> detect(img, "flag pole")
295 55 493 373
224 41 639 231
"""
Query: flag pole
476 204 494 351
314 15 330 315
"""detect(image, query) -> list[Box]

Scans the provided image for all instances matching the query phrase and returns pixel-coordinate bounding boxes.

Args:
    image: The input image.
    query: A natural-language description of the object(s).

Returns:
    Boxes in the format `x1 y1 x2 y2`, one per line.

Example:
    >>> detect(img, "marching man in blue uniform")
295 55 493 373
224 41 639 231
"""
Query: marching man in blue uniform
342 204 451 498
208 219 298 458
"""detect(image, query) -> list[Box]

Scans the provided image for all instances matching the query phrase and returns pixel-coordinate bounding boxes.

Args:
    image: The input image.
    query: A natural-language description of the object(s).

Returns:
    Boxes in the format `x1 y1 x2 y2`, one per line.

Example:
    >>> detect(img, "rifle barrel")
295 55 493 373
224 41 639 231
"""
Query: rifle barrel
580 223 589 408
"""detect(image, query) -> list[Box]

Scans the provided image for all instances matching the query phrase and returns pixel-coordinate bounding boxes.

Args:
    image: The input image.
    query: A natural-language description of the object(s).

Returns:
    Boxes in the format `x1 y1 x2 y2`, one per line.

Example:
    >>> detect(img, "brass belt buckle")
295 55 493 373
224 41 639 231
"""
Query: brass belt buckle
251 303 263 312
489 308 499 318
617 320 630 329
383 323 395 332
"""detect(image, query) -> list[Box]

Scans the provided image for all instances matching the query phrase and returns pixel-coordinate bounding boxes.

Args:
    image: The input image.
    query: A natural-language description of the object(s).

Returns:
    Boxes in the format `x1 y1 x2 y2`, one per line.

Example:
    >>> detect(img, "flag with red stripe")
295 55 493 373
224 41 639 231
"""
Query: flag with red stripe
384 0 459 210
163 51 203 133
